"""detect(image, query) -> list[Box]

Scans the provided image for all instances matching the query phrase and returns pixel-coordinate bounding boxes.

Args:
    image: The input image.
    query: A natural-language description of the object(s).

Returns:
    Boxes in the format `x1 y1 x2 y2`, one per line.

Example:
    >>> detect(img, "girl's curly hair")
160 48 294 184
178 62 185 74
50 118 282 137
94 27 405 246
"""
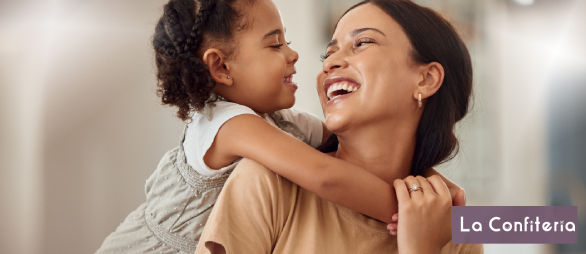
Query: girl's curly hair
153 0 251 121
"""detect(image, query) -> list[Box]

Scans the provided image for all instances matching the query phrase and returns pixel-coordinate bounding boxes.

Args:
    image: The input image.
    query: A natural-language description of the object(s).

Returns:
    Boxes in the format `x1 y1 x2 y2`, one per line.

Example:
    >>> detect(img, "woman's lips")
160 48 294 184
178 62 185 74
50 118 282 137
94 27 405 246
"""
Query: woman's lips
322 76 362 104
326 80 360 100
326 90 355 106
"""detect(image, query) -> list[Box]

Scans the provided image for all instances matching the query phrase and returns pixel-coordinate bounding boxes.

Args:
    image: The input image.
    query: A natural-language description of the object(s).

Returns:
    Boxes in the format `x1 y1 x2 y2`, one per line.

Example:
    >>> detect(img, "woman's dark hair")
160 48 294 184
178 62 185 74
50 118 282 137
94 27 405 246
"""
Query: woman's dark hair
153 0 253 121
319 0 473 176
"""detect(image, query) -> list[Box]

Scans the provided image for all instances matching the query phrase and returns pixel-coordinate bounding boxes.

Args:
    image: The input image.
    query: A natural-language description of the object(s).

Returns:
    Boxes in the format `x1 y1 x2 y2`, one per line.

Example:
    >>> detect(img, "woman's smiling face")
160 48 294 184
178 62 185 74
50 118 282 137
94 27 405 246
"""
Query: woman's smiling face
316 3 423 133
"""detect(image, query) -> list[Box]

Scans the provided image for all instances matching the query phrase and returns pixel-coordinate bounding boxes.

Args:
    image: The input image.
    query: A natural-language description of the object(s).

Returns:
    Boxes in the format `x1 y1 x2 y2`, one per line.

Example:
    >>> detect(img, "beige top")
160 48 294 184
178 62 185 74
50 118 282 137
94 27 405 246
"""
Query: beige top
195 159 483 254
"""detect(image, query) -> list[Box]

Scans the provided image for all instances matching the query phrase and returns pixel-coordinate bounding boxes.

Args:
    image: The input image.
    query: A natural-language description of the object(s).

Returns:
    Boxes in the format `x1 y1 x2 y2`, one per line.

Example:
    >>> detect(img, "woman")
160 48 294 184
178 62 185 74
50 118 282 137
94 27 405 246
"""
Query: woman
195 0 481 253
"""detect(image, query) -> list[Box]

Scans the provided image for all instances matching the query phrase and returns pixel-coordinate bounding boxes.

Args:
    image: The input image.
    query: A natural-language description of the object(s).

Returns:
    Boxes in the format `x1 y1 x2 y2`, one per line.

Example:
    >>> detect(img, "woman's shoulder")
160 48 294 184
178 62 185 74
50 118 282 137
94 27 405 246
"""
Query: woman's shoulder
232 158 273 177
229 159 287 186
225 159 299 202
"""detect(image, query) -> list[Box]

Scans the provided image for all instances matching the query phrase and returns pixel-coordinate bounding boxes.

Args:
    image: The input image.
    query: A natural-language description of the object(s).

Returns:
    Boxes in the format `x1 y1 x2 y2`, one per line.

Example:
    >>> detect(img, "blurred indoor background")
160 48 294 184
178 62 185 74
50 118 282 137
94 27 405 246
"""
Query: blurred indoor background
1 0 585 253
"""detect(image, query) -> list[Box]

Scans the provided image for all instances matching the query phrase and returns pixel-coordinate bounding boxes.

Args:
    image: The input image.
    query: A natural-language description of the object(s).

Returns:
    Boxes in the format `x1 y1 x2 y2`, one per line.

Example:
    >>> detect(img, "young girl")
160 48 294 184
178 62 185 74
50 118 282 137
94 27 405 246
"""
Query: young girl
96 0 463 253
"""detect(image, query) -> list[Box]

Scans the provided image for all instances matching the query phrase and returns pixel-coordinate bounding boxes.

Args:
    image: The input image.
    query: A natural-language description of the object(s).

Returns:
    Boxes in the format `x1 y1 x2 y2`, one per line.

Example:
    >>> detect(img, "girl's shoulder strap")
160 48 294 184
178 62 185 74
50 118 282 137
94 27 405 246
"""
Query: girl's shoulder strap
267 111 308 144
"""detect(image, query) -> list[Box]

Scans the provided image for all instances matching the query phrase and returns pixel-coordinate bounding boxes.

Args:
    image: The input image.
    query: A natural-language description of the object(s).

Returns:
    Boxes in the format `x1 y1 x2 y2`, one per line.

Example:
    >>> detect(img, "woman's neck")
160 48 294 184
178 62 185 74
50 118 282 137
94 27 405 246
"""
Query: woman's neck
334 119 418 185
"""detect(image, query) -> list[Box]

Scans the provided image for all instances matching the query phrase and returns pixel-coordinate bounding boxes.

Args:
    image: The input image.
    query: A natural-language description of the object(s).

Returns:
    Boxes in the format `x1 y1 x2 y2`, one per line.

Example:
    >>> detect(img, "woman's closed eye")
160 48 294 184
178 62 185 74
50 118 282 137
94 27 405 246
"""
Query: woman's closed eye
320 52 331 62
320 37 377 62
354 37 376 48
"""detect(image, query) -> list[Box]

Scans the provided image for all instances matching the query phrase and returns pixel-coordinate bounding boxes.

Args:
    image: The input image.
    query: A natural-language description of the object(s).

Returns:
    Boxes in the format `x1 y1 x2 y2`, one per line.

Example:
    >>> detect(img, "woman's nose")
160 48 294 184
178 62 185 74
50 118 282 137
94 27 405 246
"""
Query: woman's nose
322 53 347 74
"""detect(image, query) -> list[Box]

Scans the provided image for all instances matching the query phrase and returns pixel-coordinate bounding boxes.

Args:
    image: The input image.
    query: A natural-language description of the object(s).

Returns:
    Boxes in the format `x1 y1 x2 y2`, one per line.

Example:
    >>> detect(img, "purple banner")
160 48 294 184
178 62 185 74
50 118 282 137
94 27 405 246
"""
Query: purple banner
452 206 577 244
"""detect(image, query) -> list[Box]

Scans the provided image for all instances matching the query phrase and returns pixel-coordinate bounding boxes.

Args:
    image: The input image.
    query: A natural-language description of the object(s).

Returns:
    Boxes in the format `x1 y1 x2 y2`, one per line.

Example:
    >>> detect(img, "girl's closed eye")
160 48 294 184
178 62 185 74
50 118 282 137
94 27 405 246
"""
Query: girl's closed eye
270 41 292 49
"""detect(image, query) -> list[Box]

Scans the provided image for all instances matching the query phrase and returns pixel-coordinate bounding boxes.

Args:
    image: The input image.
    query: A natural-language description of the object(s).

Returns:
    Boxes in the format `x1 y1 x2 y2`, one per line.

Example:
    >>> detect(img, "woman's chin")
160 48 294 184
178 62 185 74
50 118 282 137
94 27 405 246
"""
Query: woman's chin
324 112 351 134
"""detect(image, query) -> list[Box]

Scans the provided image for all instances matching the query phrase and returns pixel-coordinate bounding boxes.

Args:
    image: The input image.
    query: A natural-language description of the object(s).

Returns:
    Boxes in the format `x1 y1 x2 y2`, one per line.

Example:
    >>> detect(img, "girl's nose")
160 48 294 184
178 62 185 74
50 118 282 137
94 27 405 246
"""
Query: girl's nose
287 47 299 65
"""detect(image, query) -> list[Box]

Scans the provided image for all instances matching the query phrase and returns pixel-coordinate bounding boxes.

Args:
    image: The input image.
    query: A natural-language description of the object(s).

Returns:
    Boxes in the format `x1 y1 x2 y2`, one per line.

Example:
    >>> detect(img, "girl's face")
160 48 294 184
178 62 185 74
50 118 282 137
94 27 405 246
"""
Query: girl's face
222 0 299 114
316 3 422 133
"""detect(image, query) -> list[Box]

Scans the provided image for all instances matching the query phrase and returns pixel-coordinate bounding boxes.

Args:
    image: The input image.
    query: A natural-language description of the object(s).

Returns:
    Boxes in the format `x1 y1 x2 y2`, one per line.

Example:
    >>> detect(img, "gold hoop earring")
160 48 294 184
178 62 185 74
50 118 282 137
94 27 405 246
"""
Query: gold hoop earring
418 93 422 109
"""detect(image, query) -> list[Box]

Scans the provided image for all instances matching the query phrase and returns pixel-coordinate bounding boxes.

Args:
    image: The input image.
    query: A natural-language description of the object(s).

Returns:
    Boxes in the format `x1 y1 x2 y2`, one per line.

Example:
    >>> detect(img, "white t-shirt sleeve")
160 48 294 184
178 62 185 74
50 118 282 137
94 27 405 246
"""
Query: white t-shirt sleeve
183 101 259 177
278 108 324 148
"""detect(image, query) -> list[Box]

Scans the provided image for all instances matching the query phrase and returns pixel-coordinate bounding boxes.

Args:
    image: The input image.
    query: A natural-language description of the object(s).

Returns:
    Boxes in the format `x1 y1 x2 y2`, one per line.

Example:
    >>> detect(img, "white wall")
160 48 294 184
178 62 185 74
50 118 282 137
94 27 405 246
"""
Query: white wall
437 0 586 253
1 0 585 253
0 0 323 253
1 1 184 253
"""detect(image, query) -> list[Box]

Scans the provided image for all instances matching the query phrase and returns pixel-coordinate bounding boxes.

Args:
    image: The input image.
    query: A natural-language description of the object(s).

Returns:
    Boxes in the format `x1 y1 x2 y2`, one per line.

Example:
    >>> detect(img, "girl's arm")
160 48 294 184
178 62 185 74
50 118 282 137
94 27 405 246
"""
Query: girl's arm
205 114 464 223
319 124 463 203
205 114 397 223
426 168 463 202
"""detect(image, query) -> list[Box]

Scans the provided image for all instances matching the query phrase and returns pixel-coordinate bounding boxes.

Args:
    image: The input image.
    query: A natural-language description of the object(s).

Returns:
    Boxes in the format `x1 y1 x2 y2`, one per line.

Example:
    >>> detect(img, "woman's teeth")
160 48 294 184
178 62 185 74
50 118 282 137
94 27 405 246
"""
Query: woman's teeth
283 76 293 83
327 81 359 100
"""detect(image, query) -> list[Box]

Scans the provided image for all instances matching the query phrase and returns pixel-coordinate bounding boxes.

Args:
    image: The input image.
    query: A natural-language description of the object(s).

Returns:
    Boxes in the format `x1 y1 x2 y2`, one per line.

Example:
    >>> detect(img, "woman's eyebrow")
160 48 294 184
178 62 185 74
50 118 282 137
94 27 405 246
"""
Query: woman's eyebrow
350 27 385 37
327 27 385 48
327 39 338 48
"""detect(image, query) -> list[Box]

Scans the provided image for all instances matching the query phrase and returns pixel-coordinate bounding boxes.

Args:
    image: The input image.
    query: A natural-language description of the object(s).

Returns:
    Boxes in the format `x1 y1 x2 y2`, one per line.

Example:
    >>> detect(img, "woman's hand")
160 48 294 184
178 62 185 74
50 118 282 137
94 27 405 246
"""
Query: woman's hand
387 187 465 235
424 168 465 205
391 176 453 254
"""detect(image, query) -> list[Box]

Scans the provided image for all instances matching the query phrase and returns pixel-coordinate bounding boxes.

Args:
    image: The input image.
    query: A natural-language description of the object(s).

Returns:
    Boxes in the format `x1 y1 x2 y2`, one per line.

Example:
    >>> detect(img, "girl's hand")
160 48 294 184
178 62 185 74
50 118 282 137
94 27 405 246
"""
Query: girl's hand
392 176 452 254
387 187 466 235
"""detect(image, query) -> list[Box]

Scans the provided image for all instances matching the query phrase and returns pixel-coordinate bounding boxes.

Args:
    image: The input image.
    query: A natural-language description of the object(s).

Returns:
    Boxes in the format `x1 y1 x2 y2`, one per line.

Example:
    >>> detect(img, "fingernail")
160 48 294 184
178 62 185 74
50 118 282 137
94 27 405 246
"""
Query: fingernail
462 188 466 202
389 226 394 230
391 231 397 235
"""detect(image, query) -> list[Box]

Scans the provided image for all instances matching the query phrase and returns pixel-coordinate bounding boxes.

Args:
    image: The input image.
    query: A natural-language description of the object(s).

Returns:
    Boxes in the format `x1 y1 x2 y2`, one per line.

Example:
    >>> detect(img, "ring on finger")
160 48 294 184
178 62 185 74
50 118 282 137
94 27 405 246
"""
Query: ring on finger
408 184 423 193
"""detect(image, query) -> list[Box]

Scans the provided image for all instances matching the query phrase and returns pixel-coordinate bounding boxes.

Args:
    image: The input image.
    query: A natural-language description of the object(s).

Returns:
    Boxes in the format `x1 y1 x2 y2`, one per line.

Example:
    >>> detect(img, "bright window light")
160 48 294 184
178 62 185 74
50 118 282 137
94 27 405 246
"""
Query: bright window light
514 0 536 6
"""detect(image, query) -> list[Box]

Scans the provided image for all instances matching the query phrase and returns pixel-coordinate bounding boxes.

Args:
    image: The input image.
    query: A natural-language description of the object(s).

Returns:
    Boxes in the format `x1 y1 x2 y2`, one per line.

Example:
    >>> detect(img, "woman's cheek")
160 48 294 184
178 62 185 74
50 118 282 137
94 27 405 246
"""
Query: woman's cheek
315 74 328 115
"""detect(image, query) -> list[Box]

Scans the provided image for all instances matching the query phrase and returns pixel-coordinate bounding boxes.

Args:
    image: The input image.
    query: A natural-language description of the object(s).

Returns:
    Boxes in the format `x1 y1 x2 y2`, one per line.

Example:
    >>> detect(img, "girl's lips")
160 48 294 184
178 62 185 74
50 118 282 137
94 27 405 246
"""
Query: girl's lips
284 82 298 90
283 74 298 90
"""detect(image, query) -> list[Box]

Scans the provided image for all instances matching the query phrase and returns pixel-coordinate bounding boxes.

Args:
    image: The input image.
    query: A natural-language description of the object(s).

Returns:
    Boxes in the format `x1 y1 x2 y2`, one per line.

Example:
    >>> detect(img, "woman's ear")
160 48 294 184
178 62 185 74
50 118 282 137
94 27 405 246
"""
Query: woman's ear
202 48 232 86
414 62 444 101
